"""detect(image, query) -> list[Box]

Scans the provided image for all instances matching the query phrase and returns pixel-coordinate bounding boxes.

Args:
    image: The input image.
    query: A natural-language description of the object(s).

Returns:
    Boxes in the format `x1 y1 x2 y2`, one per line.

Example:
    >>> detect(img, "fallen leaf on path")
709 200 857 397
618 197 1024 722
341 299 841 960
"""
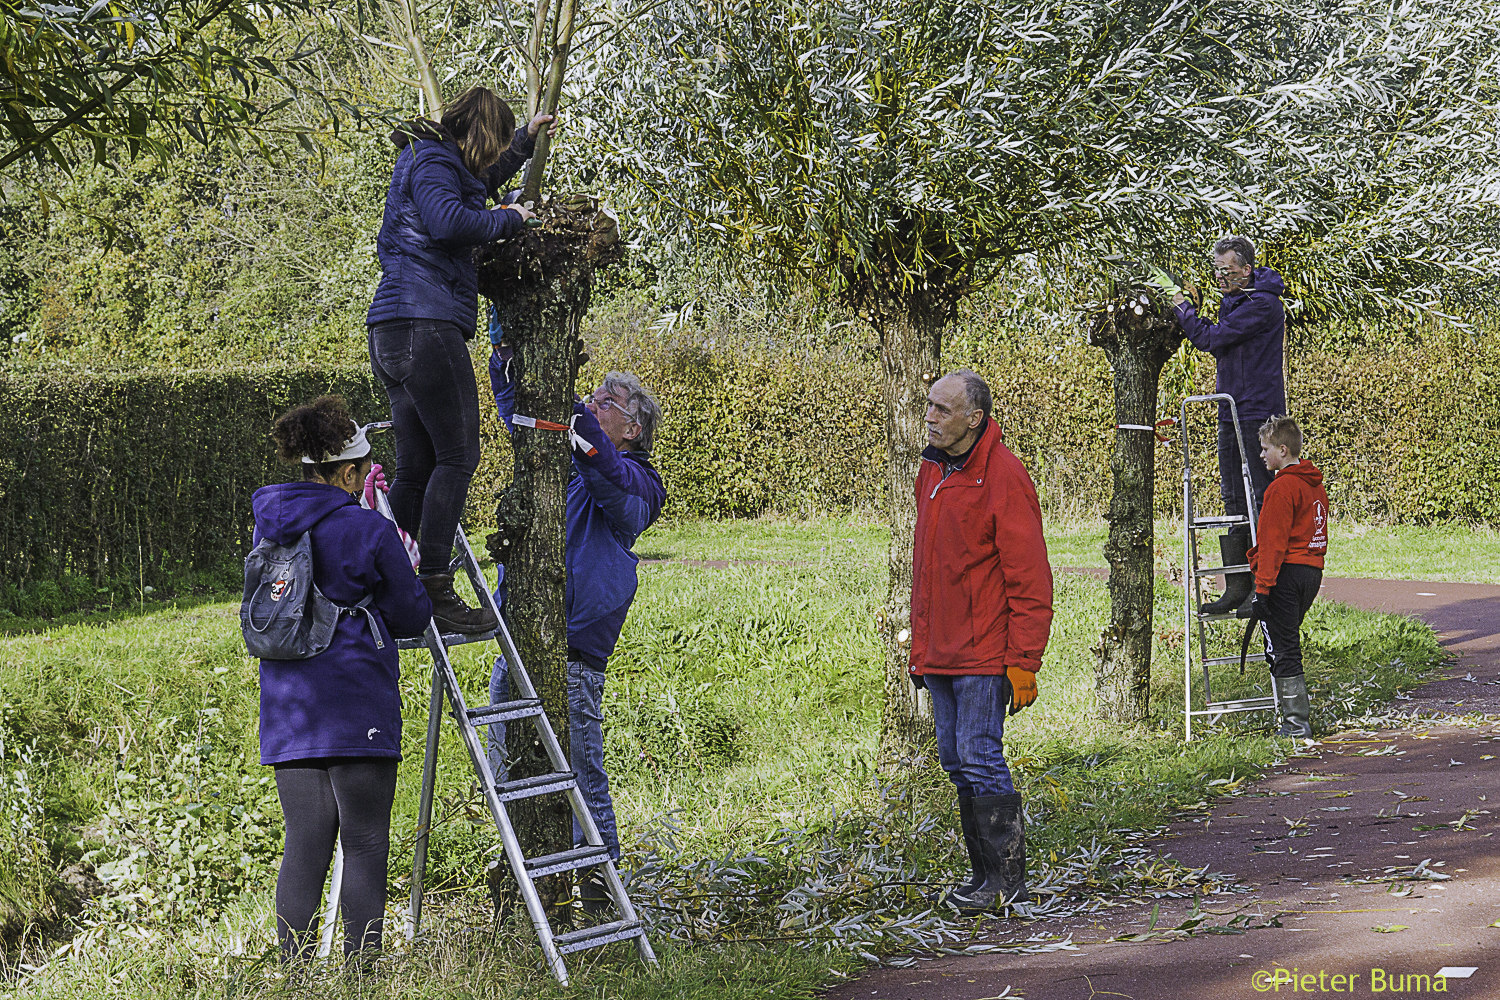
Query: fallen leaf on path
1372 924 1409 933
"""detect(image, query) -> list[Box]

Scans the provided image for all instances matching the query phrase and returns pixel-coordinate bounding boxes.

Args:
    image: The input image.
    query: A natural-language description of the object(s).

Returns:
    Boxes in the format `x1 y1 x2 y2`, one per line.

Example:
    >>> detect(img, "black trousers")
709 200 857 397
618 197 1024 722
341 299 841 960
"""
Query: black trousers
273 758 399 959
368 318 482 571
1217 419 1273 533
1262 563 1322 679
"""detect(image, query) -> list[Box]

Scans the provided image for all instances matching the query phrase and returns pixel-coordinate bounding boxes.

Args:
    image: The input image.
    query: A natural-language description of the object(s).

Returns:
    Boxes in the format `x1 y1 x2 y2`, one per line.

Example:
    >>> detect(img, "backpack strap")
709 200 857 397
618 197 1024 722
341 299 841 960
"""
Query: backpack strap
336 594 385 650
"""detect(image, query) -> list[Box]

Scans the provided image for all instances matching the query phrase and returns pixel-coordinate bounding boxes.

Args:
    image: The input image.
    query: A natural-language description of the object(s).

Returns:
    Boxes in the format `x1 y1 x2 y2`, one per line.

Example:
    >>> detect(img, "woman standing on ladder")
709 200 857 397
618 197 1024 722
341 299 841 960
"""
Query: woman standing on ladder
366 85 555 632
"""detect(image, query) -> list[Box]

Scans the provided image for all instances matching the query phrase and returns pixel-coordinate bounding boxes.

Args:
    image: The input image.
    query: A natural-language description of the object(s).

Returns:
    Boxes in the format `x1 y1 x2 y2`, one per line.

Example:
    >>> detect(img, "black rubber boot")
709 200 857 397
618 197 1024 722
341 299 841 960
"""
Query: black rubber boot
949 793 1026 914
1276 674 1313 738
943 796 985 906
421 572 497 634
1201 534 1253 615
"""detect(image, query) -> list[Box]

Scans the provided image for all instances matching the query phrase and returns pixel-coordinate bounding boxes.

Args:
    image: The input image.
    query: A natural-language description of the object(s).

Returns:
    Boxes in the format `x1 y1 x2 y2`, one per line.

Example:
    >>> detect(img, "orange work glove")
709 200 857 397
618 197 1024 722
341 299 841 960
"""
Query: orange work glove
1005 666 1038 715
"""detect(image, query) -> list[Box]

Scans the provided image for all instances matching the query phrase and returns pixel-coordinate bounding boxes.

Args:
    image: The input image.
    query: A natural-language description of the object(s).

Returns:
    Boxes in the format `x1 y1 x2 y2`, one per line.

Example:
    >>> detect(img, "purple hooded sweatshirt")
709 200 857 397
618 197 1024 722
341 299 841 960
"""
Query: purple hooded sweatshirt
251 482 432 765
1174 265 1288 422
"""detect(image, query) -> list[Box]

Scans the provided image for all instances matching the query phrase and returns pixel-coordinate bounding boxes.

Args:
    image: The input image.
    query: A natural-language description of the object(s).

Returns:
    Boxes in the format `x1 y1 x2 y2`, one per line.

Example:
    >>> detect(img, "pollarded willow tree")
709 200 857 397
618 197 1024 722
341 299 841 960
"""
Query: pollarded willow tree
596 0 1357 740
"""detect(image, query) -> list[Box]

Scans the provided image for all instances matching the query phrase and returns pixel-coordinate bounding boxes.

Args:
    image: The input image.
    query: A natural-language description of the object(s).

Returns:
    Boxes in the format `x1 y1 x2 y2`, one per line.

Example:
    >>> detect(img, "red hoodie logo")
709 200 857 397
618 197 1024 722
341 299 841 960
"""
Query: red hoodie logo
1310 500 1327 553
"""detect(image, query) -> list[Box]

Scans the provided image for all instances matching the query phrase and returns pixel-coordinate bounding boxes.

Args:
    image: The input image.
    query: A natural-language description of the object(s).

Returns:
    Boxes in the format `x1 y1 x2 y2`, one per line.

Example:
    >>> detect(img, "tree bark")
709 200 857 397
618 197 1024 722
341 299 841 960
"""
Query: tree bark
874 303 943 755
479 199 621 913
1087 288 1182 723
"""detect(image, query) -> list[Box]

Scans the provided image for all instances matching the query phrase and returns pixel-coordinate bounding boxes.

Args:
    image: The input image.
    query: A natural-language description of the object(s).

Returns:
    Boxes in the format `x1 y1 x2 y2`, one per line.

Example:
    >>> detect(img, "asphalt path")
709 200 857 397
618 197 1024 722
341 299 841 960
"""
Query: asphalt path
820 577 1500 1000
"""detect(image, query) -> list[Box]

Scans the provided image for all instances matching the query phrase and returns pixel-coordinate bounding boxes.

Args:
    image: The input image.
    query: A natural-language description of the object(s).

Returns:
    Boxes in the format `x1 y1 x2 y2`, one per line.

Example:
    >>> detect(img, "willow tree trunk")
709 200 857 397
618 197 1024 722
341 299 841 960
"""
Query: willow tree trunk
874 302 943 755
478 197 622 913
1087 290 1182 723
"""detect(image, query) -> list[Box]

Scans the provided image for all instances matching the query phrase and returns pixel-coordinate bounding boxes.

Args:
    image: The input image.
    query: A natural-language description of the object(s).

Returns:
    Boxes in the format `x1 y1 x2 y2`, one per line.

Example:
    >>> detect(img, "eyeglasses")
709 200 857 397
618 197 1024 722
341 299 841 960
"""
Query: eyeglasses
591 392 640 423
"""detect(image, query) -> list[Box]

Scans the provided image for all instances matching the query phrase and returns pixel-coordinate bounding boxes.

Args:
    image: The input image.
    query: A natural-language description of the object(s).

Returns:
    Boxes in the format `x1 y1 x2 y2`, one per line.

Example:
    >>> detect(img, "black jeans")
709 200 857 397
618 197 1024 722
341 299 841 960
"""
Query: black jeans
368 318 482 572
1262 563 1322 679
273 758 399 960
1217 419 1273 533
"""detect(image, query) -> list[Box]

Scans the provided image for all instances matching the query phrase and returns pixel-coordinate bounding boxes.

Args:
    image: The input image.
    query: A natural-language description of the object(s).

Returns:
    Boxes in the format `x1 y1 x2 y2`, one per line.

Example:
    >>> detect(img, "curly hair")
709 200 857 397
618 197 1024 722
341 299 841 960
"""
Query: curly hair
270 396 359 477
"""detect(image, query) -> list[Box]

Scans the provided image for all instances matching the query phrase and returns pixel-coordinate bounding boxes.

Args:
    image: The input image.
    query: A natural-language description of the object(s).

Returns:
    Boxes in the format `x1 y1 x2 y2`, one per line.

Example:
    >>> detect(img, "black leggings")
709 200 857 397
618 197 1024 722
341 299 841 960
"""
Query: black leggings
368 318 482 571
273 758 399 959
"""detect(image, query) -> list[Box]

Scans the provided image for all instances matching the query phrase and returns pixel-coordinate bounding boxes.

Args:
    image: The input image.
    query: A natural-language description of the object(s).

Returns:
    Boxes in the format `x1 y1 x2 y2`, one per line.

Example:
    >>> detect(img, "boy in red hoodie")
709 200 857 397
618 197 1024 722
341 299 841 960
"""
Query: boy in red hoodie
1247 415 1329 737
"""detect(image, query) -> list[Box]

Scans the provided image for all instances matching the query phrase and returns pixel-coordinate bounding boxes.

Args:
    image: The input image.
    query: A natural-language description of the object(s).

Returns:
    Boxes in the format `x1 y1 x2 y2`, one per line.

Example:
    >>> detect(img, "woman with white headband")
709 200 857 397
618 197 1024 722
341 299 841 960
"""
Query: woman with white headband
252 395 432 962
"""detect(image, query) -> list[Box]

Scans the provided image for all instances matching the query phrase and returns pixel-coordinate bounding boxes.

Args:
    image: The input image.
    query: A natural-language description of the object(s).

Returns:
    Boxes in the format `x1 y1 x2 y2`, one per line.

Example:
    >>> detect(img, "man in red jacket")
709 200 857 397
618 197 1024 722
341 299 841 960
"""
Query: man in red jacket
1247 416 1328 738
910 370 1054 914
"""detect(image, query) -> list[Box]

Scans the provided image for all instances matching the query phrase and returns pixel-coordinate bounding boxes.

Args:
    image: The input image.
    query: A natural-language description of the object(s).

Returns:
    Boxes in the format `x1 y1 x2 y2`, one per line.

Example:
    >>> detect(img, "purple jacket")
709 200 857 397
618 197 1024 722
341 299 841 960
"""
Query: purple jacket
1175 266 1288 422
252 482 432 764
365 120 535 337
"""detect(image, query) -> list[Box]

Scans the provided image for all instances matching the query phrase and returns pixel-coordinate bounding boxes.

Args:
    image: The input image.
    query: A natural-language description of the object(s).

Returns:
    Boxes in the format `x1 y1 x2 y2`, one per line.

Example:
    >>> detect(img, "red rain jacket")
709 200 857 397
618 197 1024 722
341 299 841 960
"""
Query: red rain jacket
910 420 1054 676
1248 459 1329 595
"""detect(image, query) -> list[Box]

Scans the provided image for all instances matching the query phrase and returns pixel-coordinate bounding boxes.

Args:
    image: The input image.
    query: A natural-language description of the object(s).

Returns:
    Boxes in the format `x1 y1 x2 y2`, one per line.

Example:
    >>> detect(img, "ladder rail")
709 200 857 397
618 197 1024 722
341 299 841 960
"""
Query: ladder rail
407 650 446 940
317 840 346 959
428 637 570 983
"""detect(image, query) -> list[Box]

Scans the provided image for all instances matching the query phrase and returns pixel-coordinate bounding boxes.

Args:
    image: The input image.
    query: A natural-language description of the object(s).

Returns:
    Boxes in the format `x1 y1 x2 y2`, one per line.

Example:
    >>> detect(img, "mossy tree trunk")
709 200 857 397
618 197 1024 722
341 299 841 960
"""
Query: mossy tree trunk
1086 289 1183 723
479 199 620 914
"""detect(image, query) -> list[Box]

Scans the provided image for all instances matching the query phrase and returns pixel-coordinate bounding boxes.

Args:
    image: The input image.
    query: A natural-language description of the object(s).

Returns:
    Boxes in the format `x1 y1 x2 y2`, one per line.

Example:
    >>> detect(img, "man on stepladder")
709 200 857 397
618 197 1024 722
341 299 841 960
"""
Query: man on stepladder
1248 416 1329 738
486 319 666 914
910 370 1053 915
1173 235 1288 617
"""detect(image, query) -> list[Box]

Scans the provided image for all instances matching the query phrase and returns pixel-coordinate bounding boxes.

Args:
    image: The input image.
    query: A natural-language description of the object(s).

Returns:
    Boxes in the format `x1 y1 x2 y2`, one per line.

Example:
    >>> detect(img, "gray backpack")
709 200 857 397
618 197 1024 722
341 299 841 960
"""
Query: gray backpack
241 530 384 659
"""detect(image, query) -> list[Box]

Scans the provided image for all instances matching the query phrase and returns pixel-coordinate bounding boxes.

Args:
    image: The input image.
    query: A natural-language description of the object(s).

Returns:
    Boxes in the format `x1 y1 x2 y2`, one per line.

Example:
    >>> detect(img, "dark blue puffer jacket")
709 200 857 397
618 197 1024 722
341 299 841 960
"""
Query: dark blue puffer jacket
366 120 536 337
1175 266 1288 422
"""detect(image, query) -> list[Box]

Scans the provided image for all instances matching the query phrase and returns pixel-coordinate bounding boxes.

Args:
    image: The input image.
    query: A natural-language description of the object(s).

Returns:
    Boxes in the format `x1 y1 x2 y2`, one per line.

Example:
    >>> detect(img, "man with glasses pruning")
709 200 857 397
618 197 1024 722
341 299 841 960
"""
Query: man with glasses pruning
486 329 666 912
1173 235 1289 618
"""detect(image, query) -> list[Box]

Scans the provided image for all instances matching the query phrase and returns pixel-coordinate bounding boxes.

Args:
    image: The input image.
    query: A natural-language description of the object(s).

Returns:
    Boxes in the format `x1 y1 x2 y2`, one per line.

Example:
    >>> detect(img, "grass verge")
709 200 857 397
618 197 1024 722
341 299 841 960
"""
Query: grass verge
0 516 1447 997
1044 516 1500 583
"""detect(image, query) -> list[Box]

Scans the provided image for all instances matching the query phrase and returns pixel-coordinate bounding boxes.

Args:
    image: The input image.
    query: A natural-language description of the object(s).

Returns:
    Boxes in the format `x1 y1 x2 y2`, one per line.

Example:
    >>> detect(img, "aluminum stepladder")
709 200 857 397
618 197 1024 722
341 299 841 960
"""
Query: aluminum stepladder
1181 394 1280 741
317 527 656 984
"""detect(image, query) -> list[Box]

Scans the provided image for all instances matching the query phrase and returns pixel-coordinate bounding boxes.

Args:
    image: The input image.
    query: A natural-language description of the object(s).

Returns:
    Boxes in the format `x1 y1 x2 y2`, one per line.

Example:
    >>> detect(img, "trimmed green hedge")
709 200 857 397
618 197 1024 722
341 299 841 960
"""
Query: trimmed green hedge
564 332 1500 524
4 334 1495 611
0 367 391 613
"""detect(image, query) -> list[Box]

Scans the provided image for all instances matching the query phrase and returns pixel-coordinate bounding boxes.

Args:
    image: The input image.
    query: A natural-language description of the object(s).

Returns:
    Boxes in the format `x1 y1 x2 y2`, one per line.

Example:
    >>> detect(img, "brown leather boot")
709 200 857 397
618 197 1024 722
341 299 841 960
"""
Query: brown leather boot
421 572 497 634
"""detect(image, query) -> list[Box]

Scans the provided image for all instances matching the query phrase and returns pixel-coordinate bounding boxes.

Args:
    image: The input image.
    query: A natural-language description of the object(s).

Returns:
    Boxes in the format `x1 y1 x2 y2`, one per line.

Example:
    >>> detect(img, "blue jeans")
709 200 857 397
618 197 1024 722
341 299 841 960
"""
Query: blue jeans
487 657 619 859
926 674 1015 797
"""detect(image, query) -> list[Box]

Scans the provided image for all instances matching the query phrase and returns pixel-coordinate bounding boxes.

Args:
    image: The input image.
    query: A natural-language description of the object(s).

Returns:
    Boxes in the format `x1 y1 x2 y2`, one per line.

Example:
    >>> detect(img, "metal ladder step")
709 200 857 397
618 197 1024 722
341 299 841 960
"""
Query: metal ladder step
1189 515 1250 529
468 699 544 727
1192 563 1250 578
395 628 496 650
554 919 647 955
1203 653 1266 667
1195 610 1246 622
495 771 578 802
524 845 613 879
